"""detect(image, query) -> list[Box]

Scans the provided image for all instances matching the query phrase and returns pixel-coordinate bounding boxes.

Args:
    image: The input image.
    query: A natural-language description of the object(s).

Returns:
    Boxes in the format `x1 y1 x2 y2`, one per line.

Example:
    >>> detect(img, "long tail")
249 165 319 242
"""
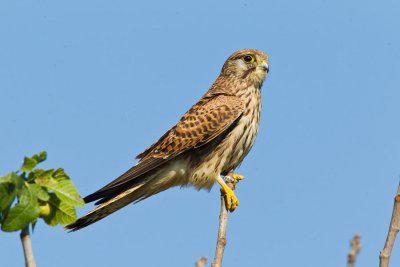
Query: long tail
65 171 179 231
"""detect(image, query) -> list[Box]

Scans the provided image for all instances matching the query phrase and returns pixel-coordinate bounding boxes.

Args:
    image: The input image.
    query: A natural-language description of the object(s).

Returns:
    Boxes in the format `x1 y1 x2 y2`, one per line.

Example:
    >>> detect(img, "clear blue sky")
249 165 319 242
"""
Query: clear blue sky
1 0 399 266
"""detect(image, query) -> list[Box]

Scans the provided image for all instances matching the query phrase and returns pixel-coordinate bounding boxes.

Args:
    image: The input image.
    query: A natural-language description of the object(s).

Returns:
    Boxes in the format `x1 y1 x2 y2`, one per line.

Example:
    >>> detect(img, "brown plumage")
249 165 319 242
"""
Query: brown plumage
66 48 269 231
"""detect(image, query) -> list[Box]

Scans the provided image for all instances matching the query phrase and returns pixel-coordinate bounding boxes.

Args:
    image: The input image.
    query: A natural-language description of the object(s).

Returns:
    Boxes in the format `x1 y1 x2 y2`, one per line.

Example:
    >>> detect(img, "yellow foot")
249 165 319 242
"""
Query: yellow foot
221 186 240 212
216 176 240 212
231 173 244 183
223 173 244 185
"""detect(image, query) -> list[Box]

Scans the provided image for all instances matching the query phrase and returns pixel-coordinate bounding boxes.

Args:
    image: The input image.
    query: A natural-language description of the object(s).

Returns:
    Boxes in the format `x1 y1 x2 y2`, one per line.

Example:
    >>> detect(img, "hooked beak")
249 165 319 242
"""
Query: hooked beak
259 60 269 73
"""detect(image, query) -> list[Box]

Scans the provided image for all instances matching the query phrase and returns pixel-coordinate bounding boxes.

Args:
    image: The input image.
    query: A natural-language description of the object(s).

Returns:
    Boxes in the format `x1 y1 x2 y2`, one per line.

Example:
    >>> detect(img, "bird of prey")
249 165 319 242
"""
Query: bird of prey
66 48 269 231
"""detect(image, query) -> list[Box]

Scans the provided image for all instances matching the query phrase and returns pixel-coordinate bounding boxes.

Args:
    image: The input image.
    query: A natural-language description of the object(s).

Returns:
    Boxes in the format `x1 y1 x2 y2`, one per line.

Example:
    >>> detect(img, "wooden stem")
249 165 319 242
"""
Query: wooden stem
212 172 235 267
347 233 361 267
195 256 207 267
211 192 229 267
20 226 36 267
379 184 400 267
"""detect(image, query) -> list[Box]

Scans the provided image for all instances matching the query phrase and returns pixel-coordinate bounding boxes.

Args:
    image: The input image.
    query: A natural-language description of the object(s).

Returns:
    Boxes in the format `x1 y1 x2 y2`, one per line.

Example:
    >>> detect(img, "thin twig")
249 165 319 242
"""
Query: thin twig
212 171 236 267
347 233 361 267
195 256 207 267
211 190 229 267
380 183 400 267
20 226 36 267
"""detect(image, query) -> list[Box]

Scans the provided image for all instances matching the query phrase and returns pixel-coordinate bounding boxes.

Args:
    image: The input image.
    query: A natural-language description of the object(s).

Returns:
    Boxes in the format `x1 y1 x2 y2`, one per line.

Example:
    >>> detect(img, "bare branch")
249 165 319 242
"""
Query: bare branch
380 183 400 267
211 190 229 267
20 226 36 267
195 256 207 267
212 171 237 267
347 233 361 267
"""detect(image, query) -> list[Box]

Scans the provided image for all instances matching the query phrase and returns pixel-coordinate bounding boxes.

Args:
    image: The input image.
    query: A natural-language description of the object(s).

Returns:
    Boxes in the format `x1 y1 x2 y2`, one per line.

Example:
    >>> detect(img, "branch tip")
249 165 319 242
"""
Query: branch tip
379 182 400 267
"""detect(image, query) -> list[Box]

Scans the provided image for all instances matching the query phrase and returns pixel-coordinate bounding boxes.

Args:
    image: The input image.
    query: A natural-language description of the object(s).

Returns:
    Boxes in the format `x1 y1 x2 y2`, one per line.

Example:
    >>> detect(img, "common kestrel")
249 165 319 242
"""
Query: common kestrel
66 49 269 231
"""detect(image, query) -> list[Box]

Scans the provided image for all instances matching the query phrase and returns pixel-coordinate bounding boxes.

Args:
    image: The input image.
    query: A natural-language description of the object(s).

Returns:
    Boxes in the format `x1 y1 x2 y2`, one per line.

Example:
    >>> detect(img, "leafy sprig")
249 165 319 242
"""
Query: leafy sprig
0 151 84 232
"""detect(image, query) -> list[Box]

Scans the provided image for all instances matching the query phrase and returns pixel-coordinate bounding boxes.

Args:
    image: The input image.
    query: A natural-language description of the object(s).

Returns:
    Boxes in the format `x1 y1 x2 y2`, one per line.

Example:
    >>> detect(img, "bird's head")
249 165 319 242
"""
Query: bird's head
221 49 269 87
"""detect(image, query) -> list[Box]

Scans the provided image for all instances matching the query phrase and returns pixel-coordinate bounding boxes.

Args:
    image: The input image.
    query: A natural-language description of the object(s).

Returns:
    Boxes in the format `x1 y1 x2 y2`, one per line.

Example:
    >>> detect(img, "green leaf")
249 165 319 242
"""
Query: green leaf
34 169 84 206
0 182 16 211
0 173 13 183
51 180 85 206
31 169 55 185
0 172 24 188
1 185 40 232
42 193 77 226
52 168 70 181
33 151 47 164
20 157 37 173
20 151 47 173
0 173 24 212
27 183 49 201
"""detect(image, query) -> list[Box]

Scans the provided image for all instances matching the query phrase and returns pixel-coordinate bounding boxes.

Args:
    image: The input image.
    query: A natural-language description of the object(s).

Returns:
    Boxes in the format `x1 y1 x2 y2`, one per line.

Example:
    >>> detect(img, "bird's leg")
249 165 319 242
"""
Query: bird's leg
216 175 240 212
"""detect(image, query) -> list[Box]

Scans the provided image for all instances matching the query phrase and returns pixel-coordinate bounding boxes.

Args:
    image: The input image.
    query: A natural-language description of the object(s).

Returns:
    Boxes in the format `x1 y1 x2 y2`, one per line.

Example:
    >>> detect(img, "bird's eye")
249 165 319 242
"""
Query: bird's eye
243 55 255 64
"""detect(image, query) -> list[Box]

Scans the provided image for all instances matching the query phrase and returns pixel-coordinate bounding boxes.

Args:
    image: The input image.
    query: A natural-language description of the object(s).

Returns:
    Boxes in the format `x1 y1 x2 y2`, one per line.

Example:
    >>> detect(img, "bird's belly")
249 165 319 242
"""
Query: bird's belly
221 113 259 171
189 112 260 189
